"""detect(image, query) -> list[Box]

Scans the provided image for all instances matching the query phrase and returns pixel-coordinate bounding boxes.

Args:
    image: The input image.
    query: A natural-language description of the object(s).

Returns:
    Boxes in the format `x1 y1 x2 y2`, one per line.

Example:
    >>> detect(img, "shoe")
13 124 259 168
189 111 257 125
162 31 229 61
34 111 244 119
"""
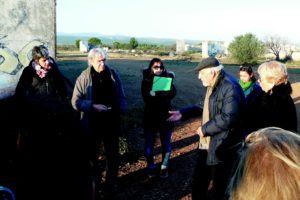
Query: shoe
160 165 168 178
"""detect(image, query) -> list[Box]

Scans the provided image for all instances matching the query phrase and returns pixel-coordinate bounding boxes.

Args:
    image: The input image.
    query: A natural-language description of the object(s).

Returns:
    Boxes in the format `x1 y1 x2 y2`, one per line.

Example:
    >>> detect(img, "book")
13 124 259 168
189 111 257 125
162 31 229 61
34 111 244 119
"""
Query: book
152 76 172 92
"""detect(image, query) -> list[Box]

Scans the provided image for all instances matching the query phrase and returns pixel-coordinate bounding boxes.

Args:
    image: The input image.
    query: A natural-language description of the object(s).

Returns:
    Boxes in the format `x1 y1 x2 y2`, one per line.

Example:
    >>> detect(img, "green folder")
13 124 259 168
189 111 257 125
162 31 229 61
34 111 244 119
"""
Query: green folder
152 76 172 92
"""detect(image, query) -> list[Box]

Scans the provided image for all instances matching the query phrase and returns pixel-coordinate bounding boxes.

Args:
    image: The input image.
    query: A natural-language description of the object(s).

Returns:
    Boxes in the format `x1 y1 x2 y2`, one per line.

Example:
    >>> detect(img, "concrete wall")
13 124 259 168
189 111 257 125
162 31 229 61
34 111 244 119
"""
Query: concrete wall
0 0 56 99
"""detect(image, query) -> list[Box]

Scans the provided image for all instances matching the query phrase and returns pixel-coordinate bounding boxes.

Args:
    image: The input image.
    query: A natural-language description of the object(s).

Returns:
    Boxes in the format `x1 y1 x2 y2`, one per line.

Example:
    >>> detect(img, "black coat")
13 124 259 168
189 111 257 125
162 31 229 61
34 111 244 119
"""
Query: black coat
141 69 176 129
15 57 68 131
250 82 297 132
180 70 245 164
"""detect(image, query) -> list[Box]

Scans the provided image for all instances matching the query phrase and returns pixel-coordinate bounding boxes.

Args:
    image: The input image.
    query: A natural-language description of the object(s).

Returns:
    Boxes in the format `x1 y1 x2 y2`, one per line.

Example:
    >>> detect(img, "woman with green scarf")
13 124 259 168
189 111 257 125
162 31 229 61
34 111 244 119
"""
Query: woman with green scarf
239 64 262 136
239 64 262 106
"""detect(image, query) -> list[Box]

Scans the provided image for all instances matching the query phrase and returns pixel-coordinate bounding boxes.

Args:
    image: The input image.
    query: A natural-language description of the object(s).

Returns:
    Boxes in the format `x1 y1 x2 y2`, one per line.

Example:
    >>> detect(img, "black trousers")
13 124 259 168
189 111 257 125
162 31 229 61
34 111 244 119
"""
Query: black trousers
192 149 234 200
89 114 120 186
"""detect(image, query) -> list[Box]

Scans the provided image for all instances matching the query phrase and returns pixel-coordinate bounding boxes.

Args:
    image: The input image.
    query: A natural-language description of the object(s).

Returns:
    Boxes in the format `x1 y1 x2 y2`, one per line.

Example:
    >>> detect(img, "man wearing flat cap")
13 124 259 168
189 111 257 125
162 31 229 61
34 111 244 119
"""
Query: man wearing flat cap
168 57 245 200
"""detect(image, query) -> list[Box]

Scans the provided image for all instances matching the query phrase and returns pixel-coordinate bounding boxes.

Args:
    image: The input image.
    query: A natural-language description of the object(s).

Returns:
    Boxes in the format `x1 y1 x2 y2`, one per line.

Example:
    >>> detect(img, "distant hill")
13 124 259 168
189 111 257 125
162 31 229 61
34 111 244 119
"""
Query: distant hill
57 32 201 46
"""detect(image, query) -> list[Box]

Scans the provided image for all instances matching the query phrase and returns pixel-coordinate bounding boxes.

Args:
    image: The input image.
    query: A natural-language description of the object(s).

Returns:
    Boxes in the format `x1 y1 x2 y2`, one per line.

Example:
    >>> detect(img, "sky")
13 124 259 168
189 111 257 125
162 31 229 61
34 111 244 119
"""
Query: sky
57 0 300 44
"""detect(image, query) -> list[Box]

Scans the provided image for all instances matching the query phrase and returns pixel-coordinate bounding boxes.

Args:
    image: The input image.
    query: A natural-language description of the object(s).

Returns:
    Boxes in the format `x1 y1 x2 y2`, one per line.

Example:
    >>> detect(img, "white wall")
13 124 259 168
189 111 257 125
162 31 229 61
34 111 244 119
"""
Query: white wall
0 0 56 99
79 41 89 53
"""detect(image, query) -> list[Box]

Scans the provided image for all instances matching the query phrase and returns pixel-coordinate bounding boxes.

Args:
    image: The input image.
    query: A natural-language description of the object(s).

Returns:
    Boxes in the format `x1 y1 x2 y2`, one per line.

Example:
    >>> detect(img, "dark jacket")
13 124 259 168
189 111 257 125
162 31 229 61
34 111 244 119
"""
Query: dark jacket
181 70 245 164
15 57 67 101
242 82 262 136
71 65 126 135
141 68 176 129
244 82 262 107
15 57 68 130
250 82 297 132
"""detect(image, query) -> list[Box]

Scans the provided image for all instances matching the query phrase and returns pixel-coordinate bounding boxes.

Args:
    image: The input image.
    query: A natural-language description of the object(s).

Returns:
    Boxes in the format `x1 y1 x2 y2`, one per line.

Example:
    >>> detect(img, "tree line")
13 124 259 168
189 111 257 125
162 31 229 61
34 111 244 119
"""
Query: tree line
71 33 297 64
75 37 176 54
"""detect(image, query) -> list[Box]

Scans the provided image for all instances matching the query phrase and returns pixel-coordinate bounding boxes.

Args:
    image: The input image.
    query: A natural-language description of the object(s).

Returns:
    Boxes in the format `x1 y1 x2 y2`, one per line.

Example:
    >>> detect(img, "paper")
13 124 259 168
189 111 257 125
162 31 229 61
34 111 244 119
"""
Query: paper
152 76 172 92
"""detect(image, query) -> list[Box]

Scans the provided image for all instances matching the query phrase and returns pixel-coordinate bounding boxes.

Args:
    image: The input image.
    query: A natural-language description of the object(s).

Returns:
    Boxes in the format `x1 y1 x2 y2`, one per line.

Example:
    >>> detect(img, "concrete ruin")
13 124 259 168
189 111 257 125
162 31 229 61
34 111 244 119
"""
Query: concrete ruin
79 41 89 53
0 0 56 99
176 39 186 54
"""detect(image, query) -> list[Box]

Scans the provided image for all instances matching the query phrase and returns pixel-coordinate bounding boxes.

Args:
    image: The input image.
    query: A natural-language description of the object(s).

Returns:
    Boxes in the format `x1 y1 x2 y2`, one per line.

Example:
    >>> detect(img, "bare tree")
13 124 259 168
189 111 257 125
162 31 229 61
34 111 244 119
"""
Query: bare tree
264 35 287 61
283 44 295 62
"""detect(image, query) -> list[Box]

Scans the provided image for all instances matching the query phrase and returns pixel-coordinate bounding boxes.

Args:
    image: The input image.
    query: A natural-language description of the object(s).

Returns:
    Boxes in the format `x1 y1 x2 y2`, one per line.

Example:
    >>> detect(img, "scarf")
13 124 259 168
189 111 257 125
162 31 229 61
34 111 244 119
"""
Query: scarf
32 60 52 78
199 71 220 150
199 86 212 150
239 80 254 97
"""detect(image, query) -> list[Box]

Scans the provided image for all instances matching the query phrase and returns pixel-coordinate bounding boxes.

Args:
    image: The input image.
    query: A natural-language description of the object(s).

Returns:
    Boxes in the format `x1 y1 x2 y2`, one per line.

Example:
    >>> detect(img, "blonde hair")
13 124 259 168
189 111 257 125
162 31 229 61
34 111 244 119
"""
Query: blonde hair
257 61 288 85
229 127 300 200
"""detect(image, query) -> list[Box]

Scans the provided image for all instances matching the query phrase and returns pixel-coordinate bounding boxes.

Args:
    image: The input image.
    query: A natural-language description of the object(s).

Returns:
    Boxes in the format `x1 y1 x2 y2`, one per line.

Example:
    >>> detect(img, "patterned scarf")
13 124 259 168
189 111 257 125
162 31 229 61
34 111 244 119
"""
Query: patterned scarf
32 60 52 78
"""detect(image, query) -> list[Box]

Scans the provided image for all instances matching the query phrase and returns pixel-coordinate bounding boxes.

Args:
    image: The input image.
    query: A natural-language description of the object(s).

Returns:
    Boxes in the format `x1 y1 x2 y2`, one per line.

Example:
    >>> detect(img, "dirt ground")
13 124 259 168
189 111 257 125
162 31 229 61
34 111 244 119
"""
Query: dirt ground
57 54 300 200
114 86 300 200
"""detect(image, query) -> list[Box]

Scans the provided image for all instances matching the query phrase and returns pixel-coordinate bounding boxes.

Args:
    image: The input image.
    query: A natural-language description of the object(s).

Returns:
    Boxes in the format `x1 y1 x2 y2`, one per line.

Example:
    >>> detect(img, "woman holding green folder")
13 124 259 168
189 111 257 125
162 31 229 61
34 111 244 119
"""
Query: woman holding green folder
141 58 176 179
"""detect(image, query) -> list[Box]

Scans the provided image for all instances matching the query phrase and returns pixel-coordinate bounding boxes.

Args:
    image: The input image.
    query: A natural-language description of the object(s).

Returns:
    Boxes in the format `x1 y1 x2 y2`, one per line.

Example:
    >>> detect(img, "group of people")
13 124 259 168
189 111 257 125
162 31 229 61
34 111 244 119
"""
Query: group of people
167 57 298 199
12 45 299 200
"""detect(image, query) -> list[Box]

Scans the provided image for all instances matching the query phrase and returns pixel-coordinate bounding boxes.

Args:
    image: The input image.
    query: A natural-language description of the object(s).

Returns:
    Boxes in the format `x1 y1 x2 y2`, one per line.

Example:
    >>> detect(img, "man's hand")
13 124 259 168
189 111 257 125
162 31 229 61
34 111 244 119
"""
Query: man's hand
167 110 182 121
197 126 204 137
92 104 108 112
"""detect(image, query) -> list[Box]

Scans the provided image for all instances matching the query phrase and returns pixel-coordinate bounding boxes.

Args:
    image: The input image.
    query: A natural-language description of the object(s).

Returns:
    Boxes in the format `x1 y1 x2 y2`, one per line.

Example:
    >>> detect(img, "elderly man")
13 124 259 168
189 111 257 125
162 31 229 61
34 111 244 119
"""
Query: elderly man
168 57 245 200
72 48 126 197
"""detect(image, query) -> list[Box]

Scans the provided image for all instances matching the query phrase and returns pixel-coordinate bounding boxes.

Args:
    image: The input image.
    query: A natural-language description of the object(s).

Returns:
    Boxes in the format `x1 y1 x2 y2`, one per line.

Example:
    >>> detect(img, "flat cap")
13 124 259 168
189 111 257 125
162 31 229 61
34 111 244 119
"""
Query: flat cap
194 57 220 72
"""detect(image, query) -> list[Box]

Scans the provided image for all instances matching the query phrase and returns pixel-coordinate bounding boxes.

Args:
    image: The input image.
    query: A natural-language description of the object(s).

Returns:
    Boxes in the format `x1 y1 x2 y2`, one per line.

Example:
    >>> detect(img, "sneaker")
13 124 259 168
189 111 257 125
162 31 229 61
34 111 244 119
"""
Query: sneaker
160 165 168 178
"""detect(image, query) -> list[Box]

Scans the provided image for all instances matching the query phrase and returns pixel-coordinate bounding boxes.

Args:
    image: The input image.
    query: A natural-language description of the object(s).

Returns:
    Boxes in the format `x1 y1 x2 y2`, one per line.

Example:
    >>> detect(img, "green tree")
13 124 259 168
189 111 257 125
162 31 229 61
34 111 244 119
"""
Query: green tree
88 37 102 46
75 39 80 49
228 33 265 64
112 41 121 49
129 37 138 49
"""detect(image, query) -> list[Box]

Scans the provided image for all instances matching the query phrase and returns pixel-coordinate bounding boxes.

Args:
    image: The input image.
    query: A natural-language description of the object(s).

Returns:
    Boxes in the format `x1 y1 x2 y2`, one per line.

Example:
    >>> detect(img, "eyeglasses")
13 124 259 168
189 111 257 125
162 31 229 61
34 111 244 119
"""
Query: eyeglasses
99 58 106 62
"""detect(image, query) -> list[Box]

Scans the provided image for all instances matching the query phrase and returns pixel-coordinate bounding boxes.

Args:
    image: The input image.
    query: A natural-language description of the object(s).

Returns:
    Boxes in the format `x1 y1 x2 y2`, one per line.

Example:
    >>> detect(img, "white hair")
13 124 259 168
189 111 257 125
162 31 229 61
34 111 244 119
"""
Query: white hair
87 48 108 66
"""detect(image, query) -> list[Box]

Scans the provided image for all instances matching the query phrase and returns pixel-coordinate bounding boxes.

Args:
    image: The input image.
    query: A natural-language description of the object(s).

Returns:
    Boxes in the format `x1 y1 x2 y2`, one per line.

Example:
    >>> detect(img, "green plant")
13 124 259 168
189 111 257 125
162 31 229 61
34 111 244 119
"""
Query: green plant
112 41 121 49
75 39 80 49
88 37 102 46
129 37 139 49
228 33 265 64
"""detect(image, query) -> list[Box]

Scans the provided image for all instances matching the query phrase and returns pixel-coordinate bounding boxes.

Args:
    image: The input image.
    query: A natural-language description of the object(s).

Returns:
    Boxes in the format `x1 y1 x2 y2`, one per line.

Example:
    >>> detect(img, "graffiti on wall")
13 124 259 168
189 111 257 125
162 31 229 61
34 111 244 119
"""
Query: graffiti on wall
0 0 55 100
0 37 43 99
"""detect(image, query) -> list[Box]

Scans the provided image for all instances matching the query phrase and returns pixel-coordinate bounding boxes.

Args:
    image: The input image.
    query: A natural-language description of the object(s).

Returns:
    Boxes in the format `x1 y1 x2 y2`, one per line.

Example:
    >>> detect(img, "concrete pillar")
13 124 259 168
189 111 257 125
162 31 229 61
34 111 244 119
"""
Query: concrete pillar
176 39 186 54
202 41 209 58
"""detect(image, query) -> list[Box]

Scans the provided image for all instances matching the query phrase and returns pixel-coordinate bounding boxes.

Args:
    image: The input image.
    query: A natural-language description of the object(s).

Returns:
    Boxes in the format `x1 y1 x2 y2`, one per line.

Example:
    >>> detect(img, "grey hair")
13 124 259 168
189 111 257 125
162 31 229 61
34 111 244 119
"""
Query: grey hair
87 48 108 67
32 45 49 60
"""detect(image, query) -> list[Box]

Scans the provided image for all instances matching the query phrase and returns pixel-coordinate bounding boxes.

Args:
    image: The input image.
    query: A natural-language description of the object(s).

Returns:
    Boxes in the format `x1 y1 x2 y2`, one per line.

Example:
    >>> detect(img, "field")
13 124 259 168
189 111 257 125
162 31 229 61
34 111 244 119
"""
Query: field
57 51 300 200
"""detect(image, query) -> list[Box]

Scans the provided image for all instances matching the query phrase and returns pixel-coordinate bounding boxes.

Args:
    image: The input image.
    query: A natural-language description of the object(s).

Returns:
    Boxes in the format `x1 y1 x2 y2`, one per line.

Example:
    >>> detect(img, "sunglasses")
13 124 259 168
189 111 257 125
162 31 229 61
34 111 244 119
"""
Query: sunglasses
152 66 162 69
